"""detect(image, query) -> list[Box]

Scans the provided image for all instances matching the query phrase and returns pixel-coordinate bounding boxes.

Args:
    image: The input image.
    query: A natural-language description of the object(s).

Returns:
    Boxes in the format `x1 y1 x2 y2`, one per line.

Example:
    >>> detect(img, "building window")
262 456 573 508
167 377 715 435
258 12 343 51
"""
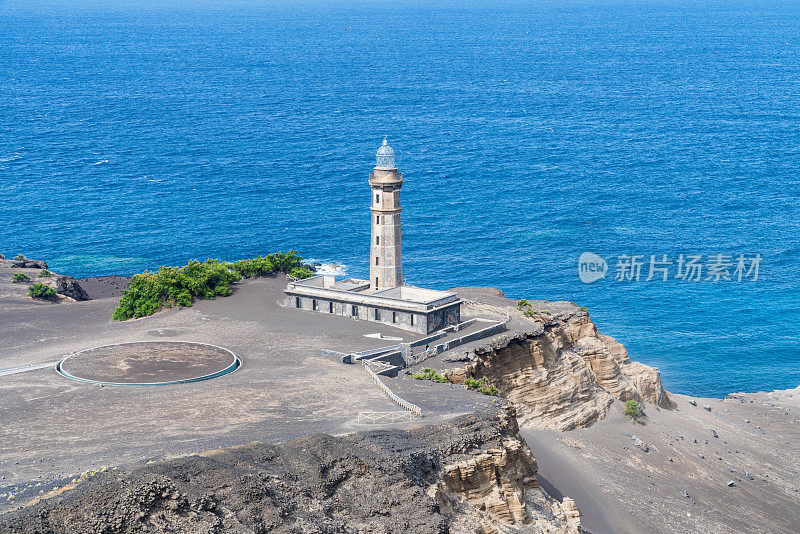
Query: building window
375 309 380 320
375 193 379 204
375 256 379 265
329 302 334 313
352 305 358 317
376 215 380 224
410 314 415 326
392 311 396 323
312 299 317 310
295 297 301 308
375 277 378 287
376 236 379 245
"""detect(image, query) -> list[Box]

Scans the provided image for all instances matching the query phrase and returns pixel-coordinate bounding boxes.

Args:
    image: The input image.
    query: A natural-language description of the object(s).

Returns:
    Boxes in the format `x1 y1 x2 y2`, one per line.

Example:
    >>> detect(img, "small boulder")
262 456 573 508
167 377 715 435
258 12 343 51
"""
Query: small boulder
689 400 697 406
726 480 736 487
55 276 90 301
703 405 712 412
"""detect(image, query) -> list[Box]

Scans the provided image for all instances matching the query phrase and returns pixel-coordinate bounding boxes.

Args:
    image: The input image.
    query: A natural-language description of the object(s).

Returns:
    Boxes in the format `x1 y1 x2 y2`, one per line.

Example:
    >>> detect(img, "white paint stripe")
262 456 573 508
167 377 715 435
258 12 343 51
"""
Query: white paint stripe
0 362 59 377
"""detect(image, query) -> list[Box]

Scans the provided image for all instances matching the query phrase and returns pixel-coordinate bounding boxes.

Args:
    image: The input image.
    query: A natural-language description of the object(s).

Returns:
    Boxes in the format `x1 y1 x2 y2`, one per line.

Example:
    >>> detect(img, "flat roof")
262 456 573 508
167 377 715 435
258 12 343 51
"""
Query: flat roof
333 278 370 291
286 276 460 311
373 285 456 304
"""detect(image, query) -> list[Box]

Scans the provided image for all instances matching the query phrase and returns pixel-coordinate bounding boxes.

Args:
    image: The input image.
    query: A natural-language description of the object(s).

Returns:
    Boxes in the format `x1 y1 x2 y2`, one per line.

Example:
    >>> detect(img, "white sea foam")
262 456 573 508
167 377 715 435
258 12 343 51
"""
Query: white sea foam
0 153 23 163
306 260 347 276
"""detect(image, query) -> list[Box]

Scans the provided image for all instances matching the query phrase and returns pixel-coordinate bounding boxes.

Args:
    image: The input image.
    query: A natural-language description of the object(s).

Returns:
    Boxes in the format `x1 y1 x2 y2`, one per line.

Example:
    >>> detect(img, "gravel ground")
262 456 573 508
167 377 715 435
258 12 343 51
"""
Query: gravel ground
0 275 484 513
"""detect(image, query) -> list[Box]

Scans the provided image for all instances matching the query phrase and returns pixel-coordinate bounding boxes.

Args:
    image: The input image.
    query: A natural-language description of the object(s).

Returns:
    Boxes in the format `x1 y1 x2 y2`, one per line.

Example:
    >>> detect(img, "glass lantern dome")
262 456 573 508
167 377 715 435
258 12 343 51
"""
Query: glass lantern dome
375 137 396 169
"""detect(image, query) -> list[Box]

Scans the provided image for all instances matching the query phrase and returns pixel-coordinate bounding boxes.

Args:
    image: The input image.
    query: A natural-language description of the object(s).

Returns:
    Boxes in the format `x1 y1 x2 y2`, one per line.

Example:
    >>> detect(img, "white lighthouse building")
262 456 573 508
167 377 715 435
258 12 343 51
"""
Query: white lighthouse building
284 138 463 334
369 138 403 291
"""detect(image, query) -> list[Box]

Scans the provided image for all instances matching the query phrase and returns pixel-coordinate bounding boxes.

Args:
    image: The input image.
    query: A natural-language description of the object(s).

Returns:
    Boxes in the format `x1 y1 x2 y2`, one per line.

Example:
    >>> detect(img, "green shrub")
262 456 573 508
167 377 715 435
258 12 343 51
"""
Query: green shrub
231 255 278 278
29 283 56 300
579 305 588 313
465 376 499 396
13 273 31 283
230 250 313 280
0 253 5 260
14 254 26 261
517 299 556 321
624 400 645 424
113 251 314 321
38 269 52 278
412 367 447 383
112 259 239 321
289 265 315 279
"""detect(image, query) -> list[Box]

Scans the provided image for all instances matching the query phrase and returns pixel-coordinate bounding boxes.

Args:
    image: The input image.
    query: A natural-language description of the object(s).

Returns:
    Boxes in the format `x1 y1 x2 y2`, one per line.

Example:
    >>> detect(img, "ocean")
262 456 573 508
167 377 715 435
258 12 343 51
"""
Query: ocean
1 0 798 397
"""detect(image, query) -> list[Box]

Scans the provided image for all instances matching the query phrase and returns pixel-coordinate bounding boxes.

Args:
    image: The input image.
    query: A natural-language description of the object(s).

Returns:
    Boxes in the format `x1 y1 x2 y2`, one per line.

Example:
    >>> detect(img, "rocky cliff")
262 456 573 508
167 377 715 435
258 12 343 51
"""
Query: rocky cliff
448 303 674 431
0 409 581 534
0 258 91 305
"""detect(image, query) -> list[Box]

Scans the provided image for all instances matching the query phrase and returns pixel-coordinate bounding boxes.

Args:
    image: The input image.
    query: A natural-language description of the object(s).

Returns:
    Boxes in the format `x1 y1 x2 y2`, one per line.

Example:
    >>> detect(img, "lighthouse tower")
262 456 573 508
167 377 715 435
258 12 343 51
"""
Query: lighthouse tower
369 138 403 291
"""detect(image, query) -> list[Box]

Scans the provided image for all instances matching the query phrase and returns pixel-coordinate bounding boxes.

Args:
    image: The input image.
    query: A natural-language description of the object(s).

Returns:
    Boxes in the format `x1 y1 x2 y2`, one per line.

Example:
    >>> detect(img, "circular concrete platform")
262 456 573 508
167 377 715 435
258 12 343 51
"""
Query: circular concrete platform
56 341 240 386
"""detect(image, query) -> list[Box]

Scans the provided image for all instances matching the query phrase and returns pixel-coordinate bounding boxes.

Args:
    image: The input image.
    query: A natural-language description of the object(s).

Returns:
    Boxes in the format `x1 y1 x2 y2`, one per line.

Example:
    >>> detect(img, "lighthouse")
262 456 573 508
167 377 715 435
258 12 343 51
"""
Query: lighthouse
284 137 464 334
369 138 403 291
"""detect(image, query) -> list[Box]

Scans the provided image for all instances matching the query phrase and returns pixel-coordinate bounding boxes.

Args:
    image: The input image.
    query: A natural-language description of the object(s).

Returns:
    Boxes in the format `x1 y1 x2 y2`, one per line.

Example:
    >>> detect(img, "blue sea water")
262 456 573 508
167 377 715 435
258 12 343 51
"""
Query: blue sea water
1 0 798 397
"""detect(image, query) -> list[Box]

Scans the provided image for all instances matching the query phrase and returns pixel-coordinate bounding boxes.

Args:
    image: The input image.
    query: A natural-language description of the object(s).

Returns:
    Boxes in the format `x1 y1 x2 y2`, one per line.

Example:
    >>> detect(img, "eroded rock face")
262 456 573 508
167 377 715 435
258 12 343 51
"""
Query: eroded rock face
440 436 536 524
436 433 582 534
447 310 674 431
596 333 675 409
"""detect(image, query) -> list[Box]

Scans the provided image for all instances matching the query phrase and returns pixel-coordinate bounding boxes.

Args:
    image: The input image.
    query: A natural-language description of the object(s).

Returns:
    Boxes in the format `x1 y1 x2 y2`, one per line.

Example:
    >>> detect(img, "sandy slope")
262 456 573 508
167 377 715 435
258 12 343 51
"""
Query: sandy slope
521 389 800 534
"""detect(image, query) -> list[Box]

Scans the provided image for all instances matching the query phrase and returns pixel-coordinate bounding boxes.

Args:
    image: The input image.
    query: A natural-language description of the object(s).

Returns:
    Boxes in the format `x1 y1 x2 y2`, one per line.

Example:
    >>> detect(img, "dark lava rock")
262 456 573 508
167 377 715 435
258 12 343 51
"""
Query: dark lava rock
55 276 90 301
442 355 471 363
11 259 48 270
